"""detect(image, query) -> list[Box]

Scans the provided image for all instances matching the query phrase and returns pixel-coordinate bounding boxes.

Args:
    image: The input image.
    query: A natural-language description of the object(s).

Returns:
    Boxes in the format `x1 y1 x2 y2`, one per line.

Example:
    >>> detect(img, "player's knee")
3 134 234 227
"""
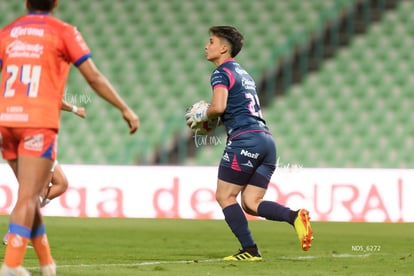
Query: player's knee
215 191 237 209
215 191 225 205
241 197 261 215
16 194 39 209
61 177 69 192
52 172 69 193
241 201 256 215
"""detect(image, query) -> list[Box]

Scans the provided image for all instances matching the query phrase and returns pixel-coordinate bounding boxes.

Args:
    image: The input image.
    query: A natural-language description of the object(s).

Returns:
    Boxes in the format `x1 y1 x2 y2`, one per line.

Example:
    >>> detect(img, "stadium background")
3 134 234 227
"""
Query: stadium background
1 2 413 274
1 0 411 168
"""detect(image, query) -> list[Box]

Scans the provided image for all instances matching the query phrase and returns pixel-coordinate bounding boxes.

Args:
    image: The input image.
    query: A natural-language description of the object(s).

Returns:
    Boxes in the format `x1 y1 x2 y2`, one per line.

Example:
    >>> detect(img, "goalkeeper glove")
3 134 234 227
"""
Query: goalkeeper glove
185 101 209 129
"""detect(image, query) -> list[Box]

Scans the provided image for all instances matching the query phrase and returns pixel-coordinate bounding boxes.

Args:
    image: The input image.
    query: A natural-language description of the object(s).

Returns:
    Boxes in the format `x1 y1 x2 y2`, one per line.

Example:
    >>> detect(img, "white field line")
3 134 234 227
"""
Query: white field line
26 258 223 269
25 254 372 270
279 253 371 260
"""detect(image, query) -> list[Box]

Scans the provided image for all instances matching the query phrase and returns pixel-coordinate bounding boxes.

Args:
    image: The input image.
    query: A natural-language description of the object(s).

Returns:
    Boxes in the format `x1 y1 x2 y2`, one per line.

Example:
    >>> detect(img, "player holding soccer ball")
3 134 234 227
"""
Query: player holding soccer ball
185 101 221 134
185 26 313 261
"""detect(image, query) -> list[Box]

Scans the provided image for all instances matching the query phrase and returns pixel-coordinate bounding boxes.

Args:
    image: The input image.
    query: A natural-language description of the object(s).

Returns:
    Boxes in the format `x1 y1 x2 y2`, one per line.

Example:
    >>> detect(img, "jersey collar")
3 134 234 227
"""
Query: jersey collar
223 58 234 63
28 11 50 15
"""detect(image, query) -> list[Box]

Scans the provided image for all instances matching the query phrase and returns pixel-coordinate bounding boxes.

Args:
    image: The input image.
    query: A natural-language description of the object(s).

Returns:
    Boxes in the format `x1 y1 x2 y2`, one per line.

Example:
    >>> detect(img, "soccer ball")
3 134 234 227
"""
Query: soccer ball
186 101 221 134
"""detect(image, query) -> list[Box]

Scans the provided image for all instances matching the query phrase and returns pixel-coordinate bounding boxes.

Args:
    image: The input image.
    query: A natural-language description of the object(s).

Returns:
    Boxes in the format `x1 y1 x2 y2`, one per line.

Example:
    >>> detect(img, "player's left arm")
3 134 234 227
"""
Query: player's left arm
61 100 87 118
207 86 227 119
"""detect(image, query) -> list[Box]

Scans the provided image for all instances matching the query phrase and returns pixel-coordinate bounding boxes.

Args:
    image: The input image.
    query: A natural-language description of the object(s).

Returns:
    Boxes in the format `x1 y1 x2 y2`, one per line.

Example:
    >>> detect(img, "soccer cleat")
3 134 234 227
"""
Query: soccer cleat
223 249 262 261
294 209 314 251
0 264 31 276
40 262 56 276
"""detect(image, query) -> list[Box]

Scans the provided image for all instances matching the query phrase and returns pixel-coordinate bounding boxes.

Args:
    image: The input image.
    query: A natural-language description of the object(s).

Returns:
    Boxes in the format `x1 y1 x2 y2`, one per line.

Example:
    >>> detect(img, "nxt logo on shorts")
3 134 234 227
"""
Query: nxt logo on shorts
240 149 259 159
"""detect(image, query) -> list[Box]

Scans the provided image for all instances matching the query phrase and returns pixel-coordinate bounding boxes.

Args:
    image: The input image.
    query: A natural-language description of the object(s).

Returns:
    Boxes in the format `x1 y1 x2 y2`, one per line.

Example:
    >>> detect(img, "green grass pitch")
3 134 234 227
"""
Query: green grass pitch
0 216 412 275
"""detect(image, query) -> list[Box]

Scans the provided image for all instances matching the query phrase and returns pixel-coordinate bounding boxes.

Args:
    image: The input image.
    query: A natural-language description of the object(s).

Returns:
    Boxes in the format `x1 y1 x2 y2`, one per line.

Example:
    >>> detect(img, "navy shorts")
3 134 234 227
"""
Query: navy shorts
218 130 276 188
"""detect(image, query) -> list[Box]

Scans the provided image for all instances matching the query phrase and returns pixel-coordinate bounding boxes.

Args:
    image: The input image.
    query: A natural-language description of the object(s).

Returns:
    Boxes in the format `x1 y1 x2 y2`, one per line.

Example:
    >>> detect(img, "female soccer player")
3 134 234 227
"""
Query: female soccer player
3 100 87 247
186 26 313 261
0 0 139 275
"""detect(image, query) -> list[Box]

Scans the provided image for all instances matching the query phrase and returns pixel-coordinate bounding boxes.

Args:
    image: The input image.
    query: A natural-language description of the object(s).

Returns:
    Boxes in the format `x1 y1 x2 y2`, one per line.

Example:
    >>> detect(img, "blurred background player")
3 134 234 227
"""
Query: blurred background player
185 26 313 261
0 0 139 275
40 100 86 206
40 100 86 207
3 100 86 245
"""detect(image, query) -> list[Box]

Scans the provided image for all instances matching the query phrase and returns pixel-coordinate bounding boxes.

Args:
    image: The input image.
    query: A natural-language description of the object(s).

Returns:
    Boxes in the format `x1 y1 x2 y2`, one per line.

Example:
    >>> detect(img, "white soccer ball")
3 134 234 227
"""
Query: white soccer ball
186 101 220 134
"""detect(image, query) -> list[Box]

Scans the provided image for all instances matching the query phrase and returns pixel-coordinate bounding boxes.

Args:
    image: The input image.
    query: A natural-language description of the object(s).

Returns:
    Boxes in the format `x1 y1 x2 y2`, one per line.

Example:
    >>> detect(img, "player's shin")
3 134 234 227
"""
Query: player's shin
257 201 296 225
31 224 54 266
3 224 31 267
223 203 256 249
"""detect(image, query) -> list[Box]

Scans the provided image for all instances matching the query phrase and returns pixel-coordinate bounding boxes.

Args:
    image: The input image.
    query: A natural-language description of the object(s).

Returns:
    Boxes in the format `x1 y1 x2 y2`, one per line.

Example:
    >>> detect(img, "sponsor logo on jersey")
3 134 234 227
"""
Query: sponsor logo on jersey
241 78 256 90
6 40 44 58
0 113 29 122
10 26 44 38
240 149 259 159
235 67 248 75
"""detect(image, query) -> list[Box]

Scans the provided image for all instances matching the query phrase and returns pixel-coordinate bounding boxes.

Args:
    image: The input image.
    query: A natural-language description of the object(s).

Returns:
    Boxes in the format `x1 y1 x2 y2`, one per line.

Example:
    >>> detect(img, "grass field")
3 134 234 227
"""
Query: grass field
0 216 412 275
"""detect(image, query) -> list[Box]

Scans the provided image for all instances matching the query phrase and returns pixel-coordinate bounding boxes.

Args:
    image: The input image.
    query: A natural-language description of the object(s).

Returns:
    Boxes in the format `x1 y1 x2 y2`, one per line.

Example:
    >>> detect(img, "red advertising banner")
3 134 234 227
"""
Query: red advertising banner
0 165 412 222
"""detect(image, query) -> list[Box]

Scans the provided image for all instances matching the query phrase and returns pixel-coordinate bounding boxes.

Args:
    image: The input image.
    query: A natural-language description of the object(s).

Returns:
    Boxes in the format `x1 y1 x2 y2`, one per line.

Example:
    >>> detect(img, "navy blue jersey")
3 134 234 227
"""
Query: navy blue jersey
210 59 267 136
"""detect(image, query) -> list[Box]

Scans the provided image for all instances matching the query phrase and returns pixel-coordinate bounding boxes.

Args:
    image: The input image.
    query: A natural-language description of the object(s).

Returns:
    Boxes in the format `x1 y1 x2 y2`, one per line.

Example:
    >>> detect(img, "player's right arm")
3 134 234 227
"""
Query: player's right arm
77 58 139 134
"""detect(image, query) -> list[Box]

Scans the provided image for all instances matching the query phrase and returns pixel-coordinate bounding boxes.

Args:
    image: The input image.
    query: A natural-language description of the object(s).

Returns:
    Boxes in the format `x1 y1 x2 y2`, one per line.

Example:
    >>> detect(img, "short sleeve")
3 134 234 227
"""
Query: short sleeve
61 26 91 66
210 69 230 89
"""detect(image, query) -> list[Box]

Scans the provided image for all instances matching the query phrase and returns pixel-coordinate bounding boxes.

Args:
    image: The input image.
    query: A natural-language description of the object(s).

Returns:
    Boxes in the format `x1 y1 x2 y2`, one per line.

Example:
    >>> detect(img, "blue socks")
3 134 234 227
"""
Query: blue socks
223 203 255 249
31 224 46 239
9 223 31 238
222 201 296 250
257 201 295 225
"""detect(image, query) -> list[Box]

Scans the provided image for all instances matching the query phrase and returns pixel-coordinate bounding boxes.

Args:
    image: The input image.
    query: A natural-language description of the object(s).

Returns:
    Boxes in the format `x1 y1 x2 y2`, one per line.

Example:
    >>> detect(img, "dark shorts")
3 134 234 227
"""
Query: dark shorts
218 130 276 188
